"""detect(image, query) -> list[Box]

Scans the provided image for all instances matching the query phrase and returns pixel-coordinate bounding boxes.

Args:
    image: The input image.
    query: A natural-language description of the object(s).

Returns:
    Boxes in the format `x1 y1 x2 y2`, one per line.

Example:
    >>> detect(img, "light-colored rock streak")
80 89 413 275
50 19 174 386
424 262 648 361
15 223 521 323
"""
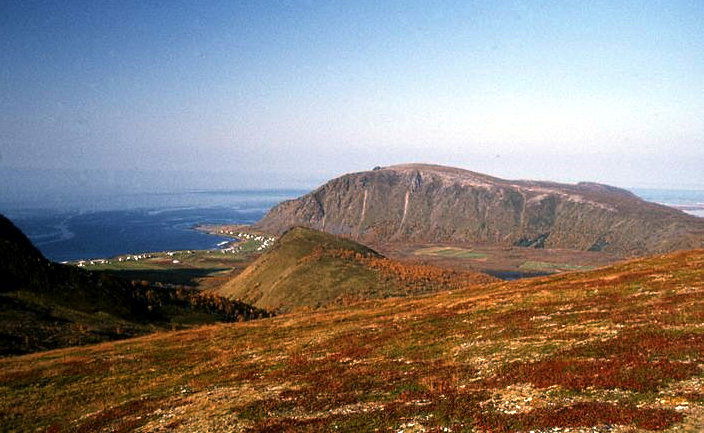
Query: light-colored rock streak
358 189 368 233
399 190 410 230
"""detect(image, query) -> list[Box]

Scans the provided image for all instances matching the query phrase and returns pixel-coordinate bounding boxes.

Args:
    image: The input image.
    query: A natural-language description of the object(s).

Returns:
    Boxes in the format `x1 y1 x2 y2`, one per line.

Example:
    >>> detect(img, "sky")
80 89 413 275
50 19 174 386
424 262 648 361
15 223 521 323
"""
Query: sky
2 0 704 197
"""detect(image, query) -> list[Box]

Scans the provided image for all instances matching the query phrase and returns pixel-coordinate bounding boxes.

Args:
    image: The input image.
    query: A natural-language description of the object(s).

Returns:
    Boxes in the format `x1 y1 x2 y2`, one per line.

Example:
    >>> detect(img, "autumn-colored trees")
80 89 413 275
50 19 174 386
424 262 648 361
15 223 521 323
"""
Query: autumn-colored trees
129 280 272 322
320 248 492 291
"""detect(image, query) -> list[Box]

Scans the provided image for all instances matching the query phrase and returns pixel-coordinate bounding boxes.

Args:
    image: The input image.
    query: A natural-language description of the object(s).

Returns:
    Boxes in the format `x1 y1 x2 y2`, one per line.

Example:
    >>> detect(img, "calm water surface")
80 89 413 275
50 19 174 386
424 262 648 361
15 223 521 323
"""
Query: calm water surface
1 190 305 262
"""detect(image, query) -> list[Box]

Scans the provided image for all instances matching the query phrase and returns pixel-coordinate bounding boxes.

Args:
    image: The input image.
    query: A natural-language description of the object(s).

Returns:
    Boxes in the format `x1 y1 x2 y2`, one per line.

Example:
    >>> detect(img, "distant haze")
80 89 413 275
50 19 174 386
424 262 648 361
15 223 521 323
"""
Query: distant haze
2 1 703 199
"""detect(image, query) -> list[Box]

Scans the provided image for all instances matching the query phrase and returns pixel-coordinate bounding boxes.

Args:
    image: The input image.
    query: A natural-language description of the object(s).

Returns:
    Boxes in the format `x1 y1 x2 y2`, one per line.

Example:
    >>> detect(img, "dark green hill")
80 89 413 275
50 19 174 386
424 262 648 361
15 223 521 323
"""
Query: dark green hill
0 214 269 356
217 226 497 312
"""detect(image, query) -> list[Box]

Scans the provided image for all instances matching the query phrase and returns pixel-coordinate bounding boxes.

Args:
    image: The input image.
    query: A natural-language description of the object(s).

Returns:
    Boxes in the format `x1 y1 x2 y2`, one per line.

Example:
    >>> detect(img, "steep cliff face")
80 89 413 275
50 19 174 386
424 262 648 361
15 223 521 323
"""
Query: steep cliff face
256 164 704 255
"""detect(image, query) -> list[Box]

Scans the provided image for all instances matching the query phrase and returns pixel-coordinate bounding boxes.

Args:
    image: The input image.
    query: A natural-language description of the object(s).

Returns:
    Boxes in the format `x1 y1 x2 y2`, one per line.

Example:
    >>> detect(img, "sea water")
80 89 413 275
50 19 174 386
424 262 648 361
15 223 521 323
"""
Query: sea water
632 188 704 218
0 190 304 262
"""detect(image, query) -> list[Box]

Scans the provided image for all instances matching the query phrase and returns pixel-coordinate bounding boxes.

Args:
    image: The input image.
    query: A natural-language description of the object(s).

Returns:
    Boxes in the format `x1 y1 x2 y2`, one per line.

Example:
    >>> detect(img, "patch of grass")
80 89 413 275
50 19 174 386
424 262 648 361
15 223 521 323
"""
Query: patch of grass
95 267 228 286
520 260 594 272
414 246 489 259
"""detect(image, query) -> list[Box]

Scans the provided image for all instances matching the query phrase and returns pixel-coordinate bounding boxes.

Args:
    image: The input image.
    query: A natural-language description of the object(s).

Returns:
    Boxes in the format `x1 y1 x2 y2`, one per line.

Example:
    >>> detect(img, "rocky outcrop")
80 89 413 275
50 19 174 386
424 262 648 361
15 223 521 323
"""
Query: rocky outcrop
256 164 704 255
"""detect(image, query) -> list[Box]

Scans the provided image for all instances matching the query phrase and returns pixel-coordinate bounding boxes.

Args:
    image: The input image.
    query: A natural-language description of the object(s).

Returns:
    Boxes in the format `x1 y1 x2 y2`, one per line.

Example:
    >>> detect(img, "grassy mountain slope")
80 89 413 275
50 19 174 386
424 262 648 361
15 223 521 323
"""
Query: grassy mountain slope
0 214 270 356
256 164 704 255
2 249 703 432
217 226 498 312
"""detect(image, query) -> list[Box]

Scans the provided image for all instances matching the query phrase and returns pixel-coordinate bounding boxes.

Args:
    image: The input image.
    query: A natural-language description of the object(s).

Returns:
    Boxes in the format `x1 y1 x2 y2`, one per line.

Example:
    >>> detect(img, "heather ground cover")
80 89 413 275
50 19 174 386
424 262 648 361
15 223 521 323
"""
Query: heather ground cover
2 249 703 432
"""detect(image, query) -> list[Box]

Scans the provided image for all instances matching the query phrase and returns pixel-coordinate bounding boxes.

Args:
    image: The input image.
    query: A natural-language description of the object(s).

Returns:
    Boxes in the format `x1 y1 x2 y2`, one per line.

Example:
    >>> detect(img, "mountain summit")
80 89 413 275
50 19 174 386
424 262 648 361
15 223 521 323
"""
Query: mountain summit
256 164 704 255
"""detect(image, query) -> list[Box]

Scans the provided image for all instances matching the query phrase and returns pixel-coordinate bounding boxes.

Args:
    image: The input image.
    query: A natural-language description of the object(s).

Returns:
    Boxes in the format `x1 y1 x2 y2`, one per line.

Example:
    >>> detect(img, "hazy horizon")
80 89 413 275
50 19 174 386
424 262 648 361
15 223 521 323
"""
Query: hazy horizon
3 1 704 198
3 160 704 214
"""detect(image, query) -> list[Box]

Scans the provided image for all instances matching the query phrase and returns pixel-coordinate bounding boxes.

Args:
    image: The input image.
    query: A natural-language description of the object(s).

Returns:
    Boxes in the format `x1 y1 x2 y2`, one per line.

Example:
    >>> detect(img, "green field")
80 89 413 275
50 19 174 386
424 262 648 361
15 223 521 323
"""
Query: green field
414 246 488 259
76 244 267 286
519 260 594 272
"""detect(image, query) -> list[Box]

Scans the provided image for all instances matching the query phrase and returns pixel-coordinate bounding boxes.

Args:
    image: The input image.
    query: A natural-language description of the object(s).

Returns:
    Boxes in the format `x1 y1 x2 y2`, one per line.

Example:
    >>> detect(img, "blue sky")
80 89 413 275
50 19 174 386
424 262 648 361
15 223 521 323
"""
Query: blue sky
2 0 703 194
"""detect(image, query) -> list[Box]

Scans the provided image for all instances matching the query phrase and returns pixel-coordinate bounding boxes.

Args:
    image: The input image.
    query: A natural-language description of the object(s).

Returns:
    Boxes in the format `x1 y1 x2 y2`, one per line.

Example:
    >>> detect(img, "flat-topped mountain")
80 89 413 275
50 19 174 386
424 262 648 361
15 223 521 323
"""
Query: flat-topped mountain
217 226 497 312
256 163 704 255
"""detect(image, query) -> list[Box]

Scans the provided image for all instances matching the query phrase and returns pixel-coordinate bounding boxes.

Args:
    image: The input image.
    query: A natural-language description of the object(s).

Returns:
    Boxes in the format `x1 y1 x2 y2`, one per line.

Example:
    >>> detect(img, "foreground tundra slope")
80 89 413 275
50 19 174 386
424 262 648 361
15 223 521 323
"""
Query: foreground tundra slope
2 248 704 432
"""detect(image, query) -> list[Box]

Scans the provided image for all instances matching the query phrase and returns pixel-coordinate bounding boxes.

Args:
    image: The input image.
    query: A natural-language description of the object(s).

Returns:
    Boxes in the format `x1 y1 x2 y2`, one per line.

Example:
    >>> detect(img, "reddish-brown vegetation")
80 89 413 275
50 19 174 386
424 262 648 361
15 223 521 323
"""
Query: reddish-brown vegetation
476 403 683 431
325 247 497 289
491 357 700 392
2 249 704 432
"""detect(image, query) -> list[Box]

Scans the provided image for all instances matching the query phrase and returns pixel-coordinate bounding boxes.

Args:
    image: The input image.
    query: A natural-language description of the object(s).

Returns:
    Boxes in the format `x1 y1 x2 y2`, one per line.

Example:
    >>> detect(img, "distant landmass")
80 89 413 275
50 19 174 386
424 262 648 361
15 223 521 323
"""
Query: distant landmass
217 226 497 312
256 164 704 255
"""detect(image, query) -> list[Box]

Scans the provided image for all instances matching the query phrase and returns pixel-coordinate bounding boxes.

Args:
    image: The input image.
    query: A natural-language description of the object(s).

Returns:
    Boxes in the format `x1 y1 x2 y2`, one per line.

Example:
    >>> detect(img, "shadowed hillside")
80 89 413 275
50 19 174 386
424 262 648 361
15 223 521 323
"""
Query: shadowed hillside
0 214 270 355
2 247 703 431
256 164 704 255
217 226 498 312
